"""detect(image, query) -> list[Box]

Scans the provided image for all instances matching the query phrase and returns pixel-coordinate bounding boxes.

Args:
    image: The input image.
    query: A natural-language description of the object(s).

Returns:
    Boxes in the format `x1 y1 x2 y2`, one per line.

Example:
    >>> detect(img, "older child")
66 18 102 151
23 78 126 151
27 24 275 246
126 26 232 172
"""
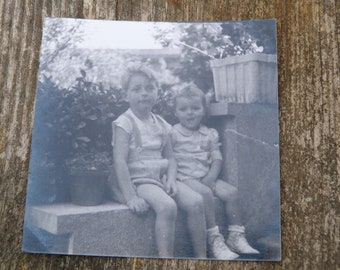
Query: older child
110 65 207 258
170 84 259 260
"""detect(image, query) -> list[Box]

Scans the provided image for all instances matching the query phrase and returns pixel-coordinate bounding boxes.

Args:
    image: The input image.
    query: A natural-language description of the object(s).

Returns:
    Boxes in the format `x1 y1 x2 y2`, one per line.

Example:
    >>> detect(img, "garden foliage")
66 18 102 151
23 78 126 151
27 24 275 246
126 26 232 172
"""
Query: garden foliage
154 20 276 93
32 20 275 203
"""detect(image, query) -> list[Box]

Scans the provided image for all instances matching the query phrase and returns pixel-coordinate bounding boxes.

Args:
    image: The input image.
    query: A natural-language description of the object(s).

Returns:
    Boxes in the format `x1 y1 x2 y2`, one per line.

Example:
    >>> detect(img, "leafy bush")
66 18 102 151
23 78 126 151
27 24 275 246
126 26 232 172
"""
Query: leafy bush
57 70 129 171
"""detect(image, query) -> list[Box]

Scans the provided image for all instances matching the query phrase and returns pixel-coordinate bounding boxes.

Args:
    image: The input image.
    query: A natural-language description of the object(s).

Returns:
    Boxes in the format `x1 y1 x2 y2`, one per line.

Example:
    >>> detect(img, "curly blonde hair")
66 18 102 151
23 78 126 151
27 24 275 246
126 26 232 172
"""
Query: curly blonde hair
173 83 207 110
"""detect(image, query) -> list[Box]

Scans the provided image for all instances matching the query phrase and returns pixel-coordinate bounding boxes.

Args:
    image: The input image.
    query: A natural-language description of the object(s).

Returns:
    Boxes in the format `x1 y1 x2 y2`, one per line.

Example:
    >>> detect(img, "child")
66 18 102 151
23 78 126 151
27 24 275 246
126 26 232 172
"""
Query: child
170 84 260 260
110 65 207 258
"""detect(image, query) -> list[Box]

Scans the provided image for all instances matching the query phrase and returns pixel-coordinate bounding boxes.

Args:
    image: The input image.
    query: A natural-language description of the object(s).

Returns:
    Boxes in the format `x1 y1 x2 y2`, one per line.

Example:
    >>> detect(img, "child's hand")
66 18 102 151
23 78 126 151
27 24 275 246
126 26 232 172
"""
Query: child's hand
127 196 150 214
201 176 216 191
166 180 178 197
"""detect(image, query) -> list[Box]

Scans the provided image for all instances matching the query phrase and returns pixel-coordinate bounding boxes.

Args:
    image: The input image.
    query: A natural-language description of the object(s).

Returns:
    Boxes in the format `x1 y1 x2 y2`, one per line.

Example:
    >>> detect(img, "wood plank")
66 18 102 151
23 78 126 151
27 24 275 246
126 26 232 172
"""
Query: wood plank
0 0 338 269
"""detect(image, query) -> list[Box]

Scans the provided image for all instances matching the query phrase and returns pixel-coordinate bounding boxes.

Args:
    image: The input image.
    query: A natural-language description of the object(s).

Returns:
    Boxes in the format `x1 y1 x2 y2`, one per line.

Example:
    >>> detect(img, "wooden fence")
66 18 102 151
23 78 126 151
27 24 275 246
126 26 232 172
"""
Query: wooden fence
0 1 338 269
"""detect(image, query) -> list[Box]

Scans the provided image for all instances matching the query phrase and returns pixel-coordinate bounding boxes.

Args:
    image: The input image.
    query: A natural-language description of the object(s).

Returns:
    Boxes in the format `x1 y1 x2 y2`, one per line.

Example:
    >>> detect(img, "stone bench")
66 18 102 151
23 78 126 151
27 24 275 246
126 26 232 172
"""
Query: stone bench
26 199 229 258
26 199 280 259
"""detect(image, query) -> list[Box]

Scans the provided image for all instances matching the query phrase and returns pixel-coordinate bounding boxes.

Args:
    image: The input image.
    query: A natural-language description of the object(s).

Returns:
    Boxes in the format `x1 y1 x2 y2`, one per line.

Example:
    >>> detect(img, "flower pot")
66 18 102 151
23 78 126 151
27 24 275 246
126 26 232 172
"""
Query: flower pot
69 169 109 206
210 54 278 104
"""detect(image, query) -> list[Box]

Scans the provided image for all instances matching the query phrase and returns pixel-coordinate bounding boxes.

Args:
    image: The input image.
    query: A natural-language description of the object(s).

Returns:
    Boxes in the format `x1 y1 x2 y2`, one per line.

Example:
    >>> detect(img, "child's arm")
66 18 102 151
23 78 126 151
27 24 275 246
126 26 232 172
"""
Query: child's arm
202 128 223 190
201 159 222 190
162 138 178 197
113 126 149 213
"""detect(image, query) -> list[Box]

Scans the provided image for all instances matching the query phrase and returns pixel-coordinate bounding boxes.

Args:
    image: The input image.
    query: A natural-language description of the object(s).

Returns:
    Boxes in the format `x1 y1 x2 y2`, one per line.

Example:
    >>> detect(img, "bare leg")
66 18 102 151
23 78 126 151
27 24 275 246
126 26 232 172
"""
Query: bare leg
136 184 177 258
214 180 242 225
183 179 216 229
214 180 259 254
173 181 207 258
183 180 239 259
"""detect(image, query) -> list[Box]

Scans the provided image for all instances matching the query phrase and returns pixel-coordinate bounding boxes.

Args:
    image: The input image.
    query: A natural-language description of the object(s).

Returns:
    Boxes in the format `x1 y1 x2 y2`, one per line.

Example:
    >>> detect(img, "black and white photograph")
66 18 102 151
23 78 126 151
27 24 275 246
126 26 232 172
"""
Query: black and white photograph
22 18 281 261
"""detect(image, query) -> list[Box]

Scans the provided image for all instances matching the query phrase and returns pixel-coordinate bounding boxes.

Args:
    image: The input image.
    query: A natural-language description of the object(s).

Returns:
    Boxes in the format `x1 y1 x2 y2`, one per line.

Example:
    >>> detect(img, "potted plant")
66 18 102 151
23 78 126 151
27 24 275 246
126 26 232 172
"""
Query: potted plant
66 152 112 206
156 21 277 105
60 70 128 206
209 53 278 104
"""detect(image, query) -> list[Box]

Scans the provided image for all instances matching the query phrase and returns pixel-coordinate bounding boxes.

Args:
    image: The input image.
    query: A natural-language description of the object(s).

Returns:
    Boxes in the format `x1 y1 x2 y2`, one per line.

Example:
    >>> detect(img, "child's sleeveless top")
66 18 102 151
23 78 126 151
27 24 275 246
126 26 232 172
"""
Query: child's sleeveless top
112 109 171 189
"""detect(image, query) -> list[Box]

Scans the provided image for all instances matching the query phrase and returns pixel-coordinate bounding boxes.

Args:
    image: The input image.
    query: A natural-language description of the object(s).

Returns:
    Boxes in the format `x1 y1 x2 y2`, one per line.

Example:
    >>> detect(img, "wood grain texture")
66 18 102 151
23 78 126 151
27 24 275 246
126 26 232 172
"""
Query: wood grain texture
0 0 338 269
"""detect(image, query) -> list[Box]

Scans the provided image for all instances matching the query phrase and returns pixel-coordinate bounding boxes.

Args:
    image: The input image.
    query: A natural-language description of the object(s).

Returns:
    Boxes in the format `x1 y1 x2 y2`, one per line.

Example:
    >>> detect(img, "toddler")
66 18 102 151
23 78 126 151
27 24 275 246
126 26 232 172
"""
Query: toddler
109 66 207 258
170 84 259 260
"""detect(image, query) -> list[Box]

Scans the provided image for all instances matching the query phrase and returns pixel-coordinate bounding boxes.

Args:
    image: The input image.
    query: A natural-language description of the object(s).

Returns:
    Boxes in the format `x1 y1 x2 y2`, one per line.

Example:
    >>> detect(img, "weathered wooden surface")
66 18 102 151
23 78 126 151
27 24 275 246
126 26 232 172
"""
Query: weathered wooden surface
0 0 338 269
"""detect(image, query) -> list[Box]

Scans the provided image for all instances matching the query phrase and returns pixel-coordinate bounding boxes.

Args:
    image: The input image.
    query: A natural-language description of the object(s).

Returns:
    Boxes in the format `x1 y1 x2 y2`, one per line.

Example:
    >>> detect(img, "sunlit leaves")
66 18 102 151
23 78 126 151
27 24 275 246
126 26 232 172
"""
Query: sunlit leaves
77 122 86 129
86 115 98 120
153 21 276 93
40 18 84 72
76 136 91 143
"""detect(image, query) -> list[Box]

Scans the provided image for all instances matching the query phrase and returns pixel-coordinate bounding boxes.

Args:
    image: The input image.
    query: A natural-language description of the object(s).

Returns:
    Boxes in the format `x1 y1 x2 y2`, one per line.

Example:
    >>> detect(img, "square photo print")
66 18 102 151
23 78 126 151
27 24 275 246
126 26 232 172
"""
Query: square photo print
23 17 281 261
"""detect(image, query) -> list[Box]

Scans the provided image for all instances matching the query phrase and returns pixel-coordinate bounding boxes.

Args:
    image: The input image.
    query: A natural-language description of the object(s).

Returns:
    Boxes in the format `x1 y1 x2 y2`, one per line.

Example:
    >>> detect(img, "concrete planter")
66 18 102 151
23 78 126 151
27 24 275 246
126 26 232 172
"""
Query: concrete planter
210 54 278 104
69 169 109 206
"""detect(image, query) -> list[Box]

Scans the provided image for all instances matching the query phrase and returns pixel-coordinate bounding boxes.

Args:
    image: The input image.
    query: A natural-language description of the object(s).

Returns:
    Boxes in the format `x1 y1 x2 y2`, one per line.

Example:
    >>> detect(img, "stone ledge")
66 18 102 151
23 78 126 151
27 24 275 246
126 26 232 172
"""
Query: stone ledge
27 202 130 235
26 199 227 258
208 102 229 116
26 199 278 259
27 202 158 256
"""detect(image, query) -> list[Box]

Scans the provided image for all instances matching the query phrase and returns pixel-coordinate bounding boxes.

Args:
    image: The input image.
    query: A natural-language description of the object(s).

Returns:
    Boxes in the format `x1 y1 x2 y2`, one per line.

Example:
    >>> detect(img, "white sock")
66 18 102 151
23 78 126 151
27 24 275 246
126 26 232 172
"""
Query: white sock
207 225 220 236
228 225 245 233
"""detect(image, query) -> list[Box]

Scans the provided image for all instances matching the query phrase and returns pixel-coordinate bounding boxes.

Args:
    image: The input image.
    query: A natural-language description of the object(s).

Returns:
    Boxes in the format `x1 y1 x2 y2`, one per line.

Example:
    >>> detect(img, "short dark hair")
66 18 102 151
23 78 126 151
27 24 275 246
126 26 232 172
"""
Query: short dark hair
121 64 158 91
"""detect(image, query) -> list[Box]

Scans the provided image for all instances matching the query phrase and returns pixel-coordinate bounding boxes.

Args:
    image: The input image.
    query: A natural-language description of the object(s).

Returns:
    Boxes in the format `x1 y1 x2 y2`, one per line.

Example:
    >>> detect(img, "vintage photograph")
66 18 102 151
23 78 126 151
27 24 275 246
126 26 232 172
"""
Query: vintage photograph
22 18 280 261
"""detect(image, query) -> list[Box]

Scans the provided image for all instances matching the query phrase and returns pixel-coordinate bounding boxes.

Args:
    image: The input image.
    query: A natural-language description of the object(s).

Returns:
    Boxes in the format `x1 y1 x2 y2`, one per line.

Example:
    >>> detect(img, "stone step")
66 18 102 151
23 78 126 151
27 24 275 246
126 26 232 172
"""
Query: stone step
25 198 279 259
26 199 227 258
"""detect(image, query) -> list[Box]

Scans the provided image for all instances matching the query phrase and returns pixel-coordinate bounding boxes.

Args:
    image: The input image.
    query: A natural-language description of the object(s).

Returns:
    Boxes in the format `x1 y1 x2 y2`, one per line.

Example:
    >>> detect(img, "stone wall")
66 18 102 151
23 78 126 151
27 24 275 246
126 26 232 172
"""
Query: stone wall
209 103 280 243
209 52 280 243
